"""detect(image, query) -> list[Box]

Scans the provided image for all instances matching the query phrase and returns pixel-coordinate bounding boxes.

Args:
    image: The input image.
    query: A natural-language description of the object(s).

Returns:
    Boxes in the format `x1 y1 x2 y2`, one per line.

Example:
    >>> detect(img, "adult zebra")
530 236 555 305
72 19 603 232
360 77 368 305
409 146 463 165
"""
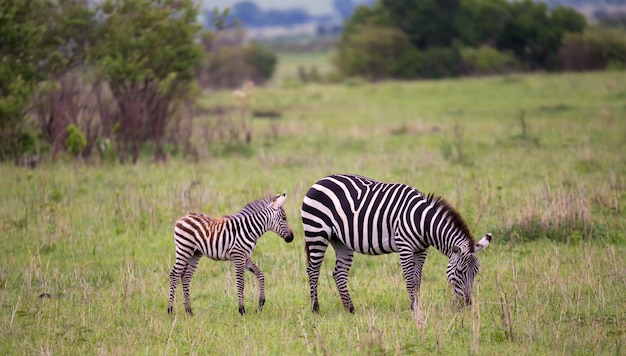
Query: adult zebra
301 174 491 313
168 193 294 316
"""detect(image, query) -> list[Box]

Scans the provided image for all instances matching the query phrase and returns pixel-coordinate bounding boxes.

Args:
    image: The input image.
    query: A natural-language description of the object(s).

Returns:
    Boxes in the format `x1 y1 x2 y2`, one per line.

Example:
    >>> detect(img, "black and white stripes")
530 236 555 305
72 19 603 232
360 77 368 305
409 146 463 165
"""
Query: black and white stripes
301 174 491 313
168 193 294 315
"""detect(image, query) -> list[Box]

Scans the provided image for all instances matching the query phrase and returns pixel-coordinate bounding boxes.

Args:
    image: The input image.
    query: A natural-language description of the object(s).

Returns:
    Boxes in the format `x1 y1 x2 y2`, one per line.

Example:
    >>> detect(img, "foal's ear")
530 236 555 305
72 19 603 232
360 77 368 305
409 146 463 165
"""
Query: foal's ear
271 191 287 209
475 233 492 252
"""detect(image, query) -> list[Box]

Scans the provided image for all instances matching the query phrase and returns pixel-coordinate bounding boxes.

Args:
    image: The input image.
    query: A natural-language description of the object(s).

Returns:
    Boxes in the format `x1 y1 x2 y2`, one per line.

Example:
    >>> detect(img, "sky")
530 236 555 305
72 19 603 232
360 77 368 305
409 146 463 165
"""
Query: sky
201 0 335 15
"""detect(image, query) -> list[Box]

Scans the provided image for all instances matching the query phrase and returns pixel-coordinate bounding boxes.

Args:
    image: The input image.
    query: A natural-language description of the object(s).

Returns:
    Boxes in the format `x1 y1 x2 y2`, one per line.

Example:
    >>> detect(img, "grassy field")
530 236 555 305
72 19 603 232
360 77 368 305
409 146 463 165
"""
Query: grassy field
1 66 625 355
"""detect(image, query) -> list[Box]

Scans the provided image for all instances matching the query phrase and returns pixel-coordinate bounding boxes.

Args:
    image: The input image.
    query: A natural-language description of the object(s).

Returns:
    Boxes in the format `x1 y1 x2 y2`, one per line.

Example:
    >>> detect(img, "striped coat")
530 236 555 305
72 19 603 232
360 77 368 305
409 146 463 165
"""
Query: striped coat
168 193 294 315
301 174 491 313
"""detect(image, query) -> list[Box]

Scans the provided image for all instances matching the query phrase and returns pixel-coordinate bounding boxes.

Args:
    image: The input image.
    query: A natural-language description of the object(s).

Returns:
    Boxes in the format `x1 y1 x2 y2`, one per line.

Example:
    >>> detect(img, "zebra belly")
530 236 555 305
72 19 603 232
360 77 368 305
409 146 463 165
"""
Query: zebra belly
339 224 398 255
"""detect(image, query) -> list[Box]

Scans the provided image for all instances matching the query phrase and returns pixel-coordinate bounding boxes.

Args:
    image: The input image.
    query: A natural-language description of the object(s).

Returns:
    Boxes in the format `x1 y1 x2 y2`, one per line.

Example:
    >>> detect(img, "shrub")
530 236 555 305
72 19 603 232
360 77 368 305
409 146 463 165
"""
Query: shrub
201 42 277 89
460 46 520 75
560 27 626 71
65 124 86 157
334 25 418 80
413 47 463 79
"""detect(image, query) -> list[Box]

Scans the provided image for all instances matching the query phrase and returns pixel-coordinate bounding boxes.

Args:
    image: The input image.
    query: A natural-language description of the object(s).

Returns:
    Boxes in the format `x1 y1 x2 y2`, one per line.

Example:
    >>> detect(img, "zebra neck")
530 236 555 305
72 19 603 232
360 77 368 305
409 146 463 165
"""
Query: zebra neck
231 210 270 241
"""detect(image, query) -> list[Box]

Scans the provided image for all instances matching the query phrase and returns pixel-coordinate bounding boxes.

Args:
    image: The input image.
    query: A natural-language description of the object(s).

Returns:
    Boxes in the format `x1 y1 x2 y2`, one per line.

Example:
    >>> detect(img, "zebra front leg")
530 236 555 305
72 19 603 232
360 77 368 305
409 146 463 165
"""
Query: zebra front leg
245 257 265 312
181 251 202 315
233 257 247 315
399 250 419 311
411 250 428 311
331 242 355 313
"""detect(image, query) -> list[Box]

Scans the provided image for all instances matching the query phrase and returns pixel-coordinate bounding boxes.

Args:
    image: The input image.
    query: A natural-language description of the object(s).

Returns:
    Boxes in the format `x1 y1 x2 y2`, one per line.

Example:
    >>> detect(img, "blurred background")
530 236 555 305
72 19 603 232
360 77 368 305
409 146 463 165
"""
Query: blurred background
2 0 626 164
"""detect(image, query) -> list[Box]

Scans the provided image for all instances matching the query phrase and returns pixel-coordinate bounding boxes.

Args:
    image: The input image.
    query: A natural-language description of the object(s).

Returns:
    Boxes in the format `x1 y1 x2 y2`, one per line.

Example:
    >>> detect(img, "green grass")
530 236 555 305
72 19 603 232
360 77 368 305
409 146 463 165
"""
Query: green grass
2 69 626 354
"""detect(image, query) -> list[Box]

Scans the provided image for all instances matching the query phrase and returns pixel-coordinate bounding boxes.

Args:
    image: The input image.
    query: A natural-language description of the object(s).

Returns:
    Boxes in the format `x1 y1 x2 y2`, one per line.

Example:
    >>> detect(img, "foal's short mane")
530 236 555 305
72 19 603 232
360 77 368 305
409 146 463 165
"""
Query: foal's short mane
231 195 275 218
187 196 275 221
425 193 476 251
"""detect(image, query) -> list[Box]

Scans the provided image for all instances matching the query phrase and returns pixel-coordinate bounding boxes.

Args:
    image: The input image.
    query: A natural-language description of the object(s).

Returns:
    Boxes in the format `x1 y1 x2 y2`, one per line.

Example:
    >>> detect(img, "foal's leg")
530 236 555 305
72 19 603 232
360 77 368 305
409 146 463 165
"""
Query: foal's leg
181 250 202 315
168 251 191 314
233 255 247 315
245 257 265 311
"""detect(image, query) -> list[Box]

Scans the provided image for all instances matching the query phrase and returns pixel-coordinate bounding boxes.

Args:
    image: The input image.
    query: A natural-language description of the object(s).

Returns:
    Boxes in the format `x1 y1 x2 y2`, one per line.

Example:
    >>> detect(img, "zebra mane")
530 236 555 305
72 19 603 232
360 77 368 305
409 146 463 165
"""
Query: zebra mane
230 195 275 218
425 193 476 251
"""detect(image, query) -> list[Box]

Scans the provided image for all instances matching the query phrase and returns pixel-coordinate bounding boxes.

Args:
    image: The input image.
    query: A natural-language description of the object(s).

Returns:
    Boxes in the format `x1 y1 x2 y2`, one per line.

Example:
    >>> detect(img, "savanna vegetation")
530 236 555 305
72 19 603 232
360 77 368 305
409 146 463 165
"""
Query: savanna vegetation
334 0 626 79
1 65 625 354
1 0 625 354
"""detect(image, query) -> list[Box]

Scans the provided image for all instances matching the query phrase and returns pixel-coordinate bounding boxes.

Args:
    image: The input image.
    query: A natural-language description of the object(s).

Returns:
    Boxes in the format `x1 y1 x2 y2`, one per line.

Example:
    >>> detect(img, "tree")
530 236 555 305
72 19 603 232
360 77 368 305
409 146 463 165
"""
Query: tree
455 0 511 47
381 0 461 49
92 0 205 163
335 25 417 80
0 0 56 160
496 1 585 69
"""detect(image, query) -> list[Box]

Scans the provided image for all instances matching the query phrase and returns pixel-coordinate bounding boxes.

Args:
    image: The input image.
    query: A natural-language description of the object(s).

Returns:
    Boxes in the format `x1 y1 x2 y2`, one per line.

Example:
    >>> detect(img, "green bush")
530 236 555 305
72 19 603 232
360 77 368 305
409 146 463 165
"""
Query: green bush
413 47 463 79
65 124 86 157
460 46 520 75
245 42 277 83
334 25 417 80
203 43 277 89
560 27 626 71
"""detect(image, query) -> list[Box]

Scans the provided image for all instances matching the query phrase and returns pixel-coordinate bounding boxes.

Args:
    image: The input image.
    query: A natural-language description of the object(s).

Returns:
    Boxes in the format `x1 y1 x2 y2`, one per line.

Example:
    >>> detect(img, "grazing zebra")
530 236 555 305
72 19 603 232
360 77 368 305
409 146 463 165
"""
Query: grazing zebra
168 193 294 315
301 174 492 313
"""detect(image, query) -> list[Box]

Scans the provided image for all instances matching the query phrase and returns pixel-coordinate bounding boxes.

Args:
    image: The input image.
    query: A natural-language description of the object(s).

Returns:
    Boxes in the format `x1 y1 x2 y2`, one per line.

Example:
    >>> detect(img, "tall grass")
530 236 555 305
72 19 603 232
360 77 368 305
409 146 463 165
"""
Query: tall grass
1 70 625 354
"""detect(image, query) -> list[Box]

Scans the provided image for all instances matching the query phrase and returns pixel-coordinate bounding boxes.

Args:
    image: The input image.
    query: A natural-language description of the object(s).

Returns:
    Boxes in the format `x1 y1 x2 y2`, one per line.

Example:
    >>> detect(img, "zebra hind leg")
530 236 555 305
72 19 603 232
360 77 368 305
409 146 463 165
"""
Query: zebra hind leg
168 255 190 314
181 251 202 315
305 237 329 313
331 241 355 313
245 257 265 312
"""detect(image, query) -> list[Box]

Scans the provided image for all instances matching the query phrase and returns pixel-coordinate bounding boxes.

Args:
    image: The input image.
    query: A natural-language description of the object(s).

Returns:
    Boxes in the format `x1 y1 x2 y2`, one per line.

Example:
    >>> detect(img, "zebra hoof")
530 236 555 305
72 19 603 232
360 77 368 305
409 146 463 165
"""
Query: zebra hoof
167 306 173 315
312 302 320 313
239 306 246 315
257 298 265 312
185 307 193 316
347 305 355 314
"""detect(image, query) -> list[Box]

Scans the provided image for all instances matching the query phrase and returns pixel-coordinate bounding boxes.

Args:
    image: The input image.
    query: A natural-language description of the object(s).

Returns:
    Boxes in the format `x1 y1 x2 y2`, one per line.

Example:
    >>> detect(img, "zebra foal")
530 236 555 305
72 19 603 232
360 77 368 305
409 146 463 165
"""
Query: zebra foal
168 193 294 315
301 174 492 313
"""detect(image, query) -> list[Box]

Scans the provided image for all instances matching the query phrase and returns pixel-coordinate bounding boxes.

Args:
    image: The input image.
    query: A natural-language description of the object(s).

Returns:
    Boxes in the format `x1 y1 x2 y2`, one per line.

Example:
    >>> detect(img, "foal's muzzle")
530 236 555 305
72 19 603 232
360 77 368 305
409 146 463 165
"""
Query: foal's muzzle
284 231 294 243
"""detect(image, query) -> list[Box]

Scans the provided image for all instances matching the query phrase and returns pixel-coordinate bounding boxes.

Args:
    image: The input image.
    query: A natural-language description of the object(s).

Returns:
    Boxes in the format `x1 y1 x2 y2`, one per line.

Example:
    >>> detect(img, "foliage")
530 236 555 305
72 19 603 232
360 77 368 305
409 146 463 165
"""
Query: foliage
64 124 87 157
495 1 586 70
202 42 277 89
414 47 463 79
92 0 205 163
381 0 461 49
336 0 589 78
334 25 417 79
455 0 511 47
460 46 520 75
560 27 626 71
245 42 278 84
0 0 54 160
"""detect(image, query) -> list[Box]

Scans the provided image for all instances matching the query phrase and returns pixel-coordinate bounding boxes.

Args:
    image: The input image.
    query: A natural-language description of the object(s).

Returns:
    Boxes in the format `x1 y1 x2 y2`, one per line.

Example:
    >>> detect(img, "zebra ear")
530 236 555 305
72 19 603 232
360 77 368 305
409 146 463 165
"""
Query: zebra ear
451 246 461 254
475 233 492 252
271 191 287 209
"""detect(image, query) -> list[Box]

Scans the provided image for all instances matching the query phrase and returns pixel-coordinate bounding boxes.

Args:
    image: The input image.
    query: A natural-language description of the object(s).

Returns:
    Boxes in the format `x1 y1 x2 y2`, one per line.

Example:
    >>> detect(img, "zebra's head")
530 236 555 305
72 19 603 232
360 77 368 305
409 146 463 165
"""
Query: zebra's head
268 192 294 243
446 233 492 306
